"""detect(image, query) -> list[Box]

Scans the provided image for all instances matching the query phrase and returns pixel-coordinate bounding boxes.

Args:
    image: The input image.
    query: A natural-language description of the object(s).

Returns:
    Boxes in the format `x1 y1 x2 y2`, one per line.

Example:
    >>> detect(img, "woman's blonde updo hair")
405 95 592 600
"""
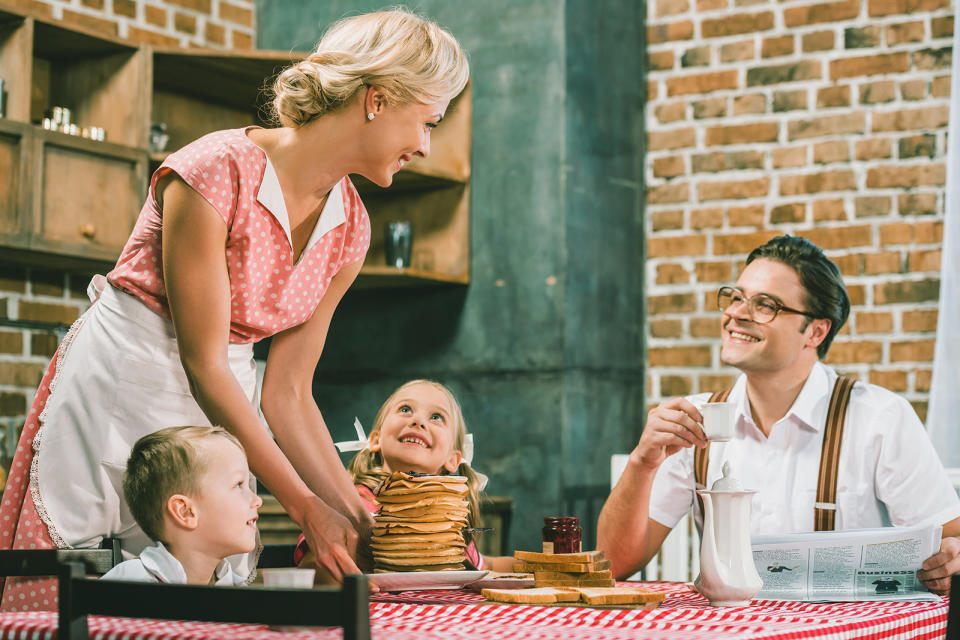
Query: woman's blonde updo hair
271 8 469 128
348 379 483 527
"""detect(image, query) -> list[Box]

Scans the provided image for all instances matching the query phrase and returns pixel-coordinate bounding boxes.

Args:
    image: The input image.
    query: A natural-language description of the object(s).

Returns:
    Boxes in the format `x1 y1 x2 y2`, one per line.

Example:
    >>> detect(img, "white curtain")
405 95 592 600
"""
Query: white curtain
927 21 960 467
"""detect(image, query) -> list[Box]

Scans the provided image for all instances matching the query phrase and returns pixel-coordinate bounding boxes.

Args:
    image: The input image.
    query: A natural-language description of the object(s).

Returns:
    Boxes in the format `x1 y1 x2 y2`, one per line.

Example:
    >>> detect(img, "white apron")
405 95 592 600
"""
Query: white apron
31 279 260 577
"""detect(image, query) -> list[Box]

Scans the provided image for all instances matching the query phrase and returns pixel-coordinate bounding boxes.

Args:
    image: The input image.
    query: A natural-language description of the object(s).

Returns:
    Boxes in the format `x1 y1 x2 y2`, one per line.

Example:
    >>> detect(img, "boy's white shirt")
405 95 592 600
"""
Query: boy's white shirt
100 541 246 585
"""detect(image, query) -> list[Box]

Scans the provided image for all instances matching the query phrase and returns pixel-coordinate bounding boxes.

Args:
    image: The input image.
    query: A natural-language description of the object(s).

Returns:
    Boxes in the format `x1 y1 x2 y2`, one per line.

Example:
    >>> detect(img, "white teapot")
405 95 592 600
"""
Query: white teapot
694 461 763 606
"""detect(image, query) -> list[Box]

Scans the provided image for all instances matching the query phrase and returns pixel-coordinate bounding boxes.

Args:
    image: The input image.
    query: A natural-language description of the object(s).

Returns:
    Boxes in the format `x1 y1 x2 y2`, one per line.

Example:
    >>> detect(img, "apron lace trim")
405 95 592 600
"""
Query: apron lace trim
29 312 89 549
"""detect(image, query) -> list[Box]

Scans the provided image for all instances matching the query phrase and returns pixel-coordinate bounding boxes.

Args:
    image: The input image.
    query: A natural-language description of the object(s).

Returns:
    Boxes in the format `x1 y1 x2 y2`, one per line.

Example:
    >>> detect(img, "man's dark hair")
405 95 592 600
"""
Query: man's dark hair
746 235 850 359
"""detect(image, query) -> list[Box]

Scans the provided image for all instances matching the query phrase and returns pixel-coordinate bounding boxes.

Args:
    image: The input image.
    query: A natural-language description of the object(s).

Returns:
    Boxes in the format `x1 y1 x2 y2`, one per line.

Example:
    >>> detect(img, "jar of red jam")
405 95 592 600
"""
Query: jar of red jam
542 516 562 553
557 516 582 553
543 516 582 553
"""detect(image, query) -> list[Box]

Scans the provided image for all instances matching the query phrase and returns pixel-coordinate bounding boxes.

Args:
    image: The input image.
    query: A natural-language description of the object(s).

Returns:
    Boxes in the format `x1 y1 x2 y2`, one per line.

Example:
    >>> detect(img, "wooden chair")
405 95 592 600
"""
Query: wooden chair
947 575 960 640
0 538 121 578
561 483 611 551
58 561 370 640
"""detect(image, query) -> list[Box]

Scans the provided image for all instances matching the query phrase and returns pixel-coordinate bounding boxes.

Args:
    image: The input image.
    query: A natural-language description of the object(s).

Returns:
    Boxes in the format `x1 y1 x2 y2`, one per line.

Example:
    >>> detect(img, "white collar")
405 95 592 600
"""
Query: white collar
787 361 834 432
256 157 346 258
732 361 835 433
140 542 236 585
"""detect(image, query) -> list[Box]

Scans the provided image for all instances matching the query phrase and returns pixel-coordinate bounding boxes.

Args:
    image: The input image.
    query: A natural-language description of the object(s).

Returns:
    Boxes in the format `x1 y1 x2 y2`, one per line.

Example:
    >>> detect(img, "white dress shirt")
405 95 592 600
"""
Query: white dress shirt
101 542 246 585
649 362 960 535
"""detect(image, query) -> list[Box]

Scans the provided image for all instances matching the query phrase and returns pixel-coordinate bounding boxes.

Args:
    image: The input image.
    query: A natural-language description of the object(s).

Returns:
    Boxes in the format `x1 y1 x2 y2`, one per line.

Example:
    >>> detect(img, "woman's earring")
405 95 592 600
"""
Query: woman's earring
367 112 375 121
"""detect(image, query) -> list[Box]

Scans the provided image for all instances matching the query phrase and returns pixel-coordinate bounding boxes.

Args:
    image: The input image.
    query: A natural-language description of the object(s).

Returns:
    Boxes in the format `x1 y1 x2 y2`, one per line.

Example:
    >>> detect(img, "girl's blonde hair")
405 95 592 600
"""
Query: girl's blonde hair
348 379 482 526
271 8 470 128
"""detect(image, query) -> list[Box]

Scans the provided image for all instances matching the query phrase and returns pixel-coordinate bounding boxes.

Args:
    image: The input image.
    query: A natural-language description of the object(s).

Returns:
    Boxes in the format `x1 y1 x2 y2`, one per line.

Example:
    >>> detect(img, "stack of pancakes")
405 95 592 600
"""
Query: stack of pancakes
371 472 470 572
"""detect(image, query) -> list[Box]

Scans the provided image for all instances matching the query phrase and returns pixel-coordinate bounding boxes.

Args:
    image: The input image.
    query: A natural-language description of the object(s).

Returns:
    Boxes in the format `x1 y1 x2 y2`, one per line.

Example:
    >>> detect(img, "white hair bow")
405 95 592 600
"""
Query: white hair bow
463 433 489 491
335 418 489 491
334 418 369 453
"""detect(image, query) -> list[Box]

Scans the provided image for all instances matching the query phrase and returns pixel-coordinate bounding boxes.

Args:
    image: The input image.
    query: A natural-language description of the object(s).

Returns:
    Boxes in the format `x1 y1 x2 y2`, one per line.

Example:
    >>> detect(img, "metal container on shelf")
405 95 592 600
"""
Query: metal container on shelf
51 106 71 129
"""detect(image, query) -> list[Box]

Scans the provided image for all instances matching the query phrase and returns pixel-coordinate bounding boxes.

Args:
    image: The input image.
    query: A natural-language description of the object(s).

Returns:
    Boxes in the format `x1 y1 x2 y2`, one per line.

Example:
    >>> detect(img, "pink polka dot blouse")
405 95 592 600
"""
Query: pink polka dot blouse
108 128 371 343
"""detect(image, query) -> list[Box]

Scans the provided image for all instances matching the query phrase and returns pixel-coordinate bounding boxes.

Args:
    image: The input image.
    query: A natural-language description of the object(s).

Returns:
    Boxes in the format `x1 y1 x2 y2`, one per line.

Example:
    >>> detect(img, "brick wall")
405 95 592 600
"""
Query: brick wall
645 0 951 420
0 268 90 459
0 1 258 470
8 0 254 48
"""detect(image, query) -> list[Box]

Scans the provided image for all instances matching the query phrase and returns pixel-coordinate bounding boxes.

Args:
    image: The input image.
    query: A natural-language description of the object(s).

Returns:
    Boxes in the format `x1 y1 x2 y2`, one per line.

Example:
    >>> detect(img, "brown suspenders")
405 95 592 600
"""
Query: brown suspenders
813 375 857 531
693 376 856 532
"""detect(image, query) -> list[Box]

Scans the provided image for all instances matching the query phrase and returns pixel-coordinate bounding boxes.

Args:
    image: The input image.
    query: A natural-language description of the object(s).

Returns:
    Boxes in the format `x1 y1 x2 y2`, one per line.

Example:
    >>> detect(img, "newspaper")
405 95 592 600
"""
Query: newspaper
751 524 942 602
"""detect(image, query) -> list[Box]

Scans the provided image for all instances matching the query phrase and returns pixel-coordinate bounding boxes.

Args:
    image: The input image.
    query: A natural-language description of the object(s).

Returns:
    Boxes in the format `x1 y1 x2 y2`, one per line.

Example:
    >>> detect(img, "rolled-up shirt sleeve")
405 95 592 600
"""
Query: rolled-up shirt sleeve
648 447 697 530
871 390 960 528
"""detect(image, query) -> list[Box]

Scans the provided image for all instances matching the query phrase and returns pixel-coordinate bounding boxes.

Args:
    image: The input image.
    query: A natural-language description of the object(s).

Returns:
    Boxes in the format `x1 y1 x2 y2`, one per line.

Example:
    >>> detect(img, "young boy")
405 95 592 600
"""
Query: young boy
101 425 262 584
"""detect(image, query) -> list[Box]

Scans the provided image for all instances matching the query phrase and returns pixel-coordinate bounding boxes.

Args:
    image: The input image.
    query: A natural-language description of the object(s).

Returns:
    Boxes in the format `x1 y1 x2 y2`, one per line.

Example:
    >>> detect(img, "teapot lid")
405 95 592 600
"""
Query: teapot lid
710 461 744 491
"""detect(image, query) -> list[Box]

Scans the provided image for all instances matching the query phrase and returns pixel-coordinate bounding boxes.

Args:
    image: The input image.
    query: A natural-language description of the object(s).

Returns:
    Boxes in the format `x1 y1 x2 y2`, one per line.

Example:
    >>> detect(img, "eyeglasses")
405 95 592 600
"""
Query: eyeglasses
717 286 819 324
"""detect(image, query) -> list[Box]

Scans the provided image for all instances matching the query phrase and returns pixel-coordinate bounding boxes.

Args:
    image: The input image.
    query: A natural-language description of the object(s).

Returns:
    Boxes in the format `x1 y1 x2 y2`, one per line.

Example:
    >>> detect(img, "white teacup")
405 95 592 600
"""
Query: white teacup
261 568 316 589
698 402 736 442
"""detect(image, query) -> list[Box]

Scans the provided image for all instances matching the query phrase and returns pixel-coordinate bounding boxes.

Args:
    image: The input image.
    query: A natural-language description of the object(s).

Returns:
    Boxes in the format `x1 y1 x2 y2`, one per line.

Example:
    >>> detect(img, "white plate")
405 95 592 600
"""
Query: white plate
466 572 535 592
368 570 488 592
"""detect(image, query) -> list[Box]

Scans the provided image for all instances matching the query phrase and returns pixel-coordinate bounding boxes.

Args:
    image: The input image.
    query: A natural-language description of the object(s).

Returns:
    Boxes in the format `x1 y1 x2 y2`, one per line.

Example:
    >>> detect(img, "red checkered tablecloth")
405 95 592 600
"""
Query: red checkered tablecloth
0 582 947 639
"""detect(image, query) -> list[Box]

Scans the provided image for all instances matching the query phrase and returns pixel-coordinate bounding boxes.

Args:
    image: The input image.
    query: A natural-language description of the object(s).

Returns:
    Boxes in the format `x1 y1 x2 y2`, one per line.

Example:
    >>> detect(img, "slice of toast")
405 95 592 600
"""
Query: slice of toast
514 559 612 573
514 550 605 564
481 587 581 604
569 587 667 606
533 570 613 581
534 577 616 588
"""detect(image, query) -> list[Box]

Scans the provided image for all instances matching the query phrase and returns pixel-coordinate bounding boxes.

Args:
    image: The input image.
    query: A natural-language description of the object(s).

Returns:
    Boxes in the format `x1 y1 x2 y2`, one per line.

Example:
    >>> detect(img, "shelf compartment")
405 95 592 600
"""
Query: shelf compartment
29 128 146 262
0 118 28 239
0 11 30 122
351 84 472 287
361 182 469 285
151 48 297 152
30 19 146 147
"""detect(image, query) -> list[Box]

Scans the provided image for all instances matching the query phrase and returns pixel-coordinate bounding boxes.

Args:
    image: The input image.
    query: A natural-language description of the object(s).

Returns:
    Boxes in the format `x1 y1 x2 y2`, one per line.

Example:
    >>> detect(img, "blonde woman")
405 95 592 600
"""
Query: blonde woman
294 380 516 576
0 9 468 611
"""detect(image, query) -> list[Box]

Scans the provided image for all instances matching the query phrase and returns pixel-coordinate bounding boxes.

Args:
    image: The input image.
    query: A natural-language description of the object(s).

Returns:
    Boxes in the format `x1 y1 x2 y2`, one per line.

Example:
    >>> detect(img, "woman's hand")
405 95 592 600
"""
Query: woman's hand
352 508 375 574
300 495 364 582
630 397 708 472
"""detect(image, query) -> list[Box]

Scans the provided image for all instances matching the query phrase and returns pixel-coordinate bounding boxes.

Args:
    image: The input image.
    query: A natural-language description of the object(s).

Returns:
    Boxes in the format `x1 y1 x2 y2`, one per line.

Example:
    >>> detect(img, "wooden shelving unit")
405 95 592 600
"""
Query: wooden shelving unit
0 1 471 287
0 6 148 263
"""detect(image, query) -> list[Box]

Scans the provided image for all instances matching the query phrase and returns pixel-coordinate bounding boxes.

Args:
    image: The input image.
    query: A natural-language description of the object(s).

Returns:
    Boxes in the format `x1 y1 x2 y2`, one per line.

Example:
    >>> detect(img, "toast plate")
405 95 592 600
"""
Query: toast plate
367 570 488 592
466 572 536 592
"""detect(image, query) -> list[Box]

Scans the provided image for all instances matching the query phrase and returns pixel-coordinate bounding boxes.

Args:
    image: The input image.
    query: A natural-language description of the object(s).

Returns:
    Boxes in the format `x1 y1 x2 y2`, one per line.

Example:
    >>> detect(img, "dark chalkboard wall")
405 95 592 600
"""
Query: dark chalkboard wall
255 0 646 552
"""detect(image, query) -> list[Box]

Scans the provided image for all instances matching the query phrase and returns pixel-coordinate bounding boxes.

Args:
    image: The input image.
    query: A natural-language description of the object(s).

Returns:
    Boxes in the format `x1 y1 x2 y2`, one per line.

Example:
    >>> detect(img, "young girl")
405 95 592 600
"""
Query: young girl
295 379 514 574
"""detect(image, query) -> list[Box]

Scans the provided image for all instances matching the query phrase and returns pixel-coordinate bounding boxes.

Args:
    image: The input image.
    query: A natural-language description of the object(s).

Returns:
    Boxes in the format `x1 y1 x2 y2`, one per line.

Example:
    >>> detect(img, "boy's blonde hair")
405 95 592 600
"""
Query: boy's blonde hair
123 425 244 545
348 379 483 526
271 8 470 128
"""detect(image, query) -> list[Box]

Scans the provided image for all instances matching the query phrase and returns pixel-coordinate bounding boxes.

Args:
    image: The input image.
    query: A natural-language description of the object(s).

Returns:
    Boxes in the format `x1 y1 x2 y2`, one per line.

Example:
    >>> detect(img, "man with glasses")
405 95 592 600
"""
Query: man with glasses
598 235 960 593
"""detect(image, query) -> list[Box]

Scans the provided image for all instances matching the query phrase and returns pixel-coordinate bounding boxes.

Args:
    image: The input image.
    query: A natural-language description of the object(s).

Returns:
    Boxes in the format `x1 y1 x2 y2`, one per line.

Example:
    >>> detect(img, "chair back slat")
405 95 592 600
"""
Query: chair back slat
59 562 370 640
0 549 116 576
